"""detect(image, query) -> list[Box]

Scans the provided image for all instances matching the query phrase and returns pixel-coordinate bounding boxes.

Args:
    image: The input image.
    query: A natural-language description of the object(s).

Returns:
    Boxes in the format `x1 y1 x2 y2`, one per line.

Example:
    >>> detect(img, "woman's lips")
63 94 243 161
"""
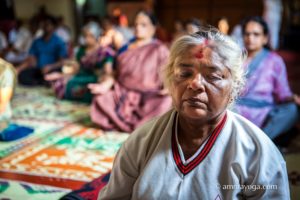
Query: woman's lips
185 97 207 108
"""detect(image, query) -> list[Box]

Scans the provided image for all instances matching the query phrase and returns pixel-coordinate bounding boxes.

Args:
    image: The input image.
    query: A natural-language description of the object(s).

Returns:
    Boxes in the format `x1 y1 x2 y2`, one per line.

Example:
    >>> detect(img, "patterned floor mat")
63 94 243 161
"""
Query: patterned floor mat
0 86 129 198
0 124 128 188
0 118 65 158
60 172 110 200
12 86 90 123
0 178 70 200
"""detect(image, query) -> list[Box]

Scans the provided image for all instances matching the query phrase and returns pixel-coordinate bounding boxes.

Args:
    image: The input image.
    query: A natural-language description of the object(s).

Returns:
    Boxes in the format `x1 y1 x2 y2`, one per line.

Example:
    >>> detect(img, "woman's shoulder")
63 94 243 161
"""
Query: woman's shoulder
266 51 285 65
226 110 283 158
0 59 15 75
225 111 286 171
152 39 168 49
151 39 170 57
228 110 268 140
123 109 175 152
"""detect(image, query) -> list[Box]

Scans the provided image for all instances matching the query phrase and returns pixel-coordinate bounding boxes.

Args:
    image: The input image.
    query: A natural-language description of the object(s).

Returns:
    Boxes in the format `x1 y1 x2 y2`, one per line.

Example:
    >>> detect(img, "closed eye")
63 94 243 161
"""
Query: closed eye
205 74 223 81
179 71 193 78
178 63 194 68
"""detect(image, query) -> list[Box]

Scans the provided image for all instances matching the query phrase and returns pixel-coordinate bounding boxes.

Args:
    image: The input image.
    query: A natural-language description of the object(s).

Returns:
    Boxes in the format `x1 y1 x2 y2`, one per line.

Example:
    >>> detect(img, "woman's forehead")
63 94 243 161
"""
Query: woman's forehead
175 47 224 69
135 13 151 24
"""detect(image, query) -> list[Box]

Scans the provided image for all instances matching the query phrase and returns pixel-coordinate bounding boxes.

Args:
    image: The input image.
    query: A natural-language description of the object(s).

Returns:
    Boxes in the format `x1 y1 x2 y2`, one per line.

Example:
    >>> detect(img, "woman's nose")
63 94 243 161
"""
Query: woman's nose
188 74 205 91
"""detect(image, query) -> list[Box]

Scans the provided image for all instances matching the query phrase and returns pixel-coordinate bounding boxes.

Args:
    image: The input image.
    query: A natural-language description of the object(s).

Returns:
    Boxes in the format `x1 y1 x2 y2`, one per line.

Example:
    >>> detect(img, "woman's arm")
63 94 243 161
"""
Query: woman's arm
98 143 138 200
16 56 36 74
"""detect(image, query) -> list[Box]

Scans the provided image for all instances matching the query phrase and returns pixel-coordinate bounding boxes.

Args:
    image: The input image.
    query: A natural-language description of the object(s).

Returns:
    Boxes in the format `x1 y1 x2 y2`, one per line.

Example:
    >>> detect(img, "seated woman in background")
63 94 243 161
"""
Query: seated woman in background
98 28 290 199
0 58 33 141
0 58 16 123
234 16 298 139
89 11 172 132
46 22 115 103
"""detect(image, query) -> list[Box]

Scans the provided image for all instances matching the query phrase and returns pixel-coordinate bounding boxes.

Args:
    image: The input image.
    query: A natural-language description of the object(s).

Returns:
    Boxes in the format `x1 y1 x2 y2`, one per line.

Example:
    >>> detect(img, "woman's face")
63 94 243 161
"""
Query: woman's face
170 45 232 122
134 13 155 40
243 21 268 52
83 29 97 47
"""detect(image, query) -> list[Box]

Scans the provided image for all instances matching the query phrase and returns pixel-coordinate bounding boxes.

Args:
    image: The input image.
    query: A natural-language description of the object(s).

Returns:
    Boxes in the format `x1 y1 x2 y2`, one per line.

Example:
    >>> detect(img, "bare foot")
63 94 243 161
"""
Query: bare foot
88 82 113 95
44 72 64 81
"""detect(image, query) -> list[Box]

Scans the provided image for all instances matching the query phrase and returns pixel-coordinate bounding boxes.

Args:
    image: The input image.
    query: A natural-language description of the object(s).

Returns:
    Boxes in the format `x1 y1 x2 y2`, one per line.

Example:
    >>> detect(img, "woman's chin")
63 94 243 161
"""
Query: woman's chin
181 106 207 120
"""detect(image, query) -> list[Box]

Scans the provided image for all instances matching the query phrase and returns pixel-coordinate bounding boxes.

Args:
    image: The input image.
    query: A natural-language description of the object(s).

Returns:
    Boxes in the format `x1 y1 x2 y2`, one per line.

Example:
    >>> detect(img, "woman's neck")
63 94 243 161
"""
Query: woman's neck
247 48 263 59
178 118 215 146
135 37 153 46
128 37 153 50
177 112 225 159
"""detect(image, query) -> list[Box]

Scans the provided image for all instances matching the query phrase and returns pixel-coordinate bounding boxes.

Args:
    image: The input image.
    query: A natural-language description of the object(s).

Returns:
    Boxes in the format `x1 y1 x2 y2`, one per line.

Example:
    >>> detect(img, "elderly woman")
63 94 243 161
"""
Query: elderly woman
89 11 171 132
98 29 290 199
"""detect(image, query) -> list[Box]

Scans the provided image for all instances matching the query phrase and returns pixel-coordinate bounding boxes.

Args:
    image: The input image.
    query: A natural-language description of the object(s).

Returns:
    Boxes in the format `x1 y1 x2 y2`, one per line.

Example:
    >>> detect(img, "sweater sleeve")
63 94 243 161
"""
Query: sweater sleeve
98 140 139 200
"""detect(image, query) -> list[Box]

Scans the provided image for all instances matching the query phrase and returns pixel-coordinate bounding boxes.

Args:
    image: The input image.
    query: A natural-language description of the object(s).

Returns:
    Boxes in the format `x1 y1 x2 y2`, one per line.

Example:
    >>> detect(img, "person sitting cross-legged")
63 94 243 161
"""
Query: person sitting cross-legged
98 28 290 200
16 16 67 86
234 16 298 140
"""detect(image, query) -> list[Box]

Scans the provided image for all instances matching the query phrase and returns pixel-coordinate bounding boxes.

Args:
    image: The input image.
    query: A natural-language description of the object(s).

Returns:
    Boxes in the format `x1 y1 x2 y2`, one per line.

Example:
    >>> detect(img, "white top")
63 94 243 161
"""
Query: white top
9 27 32 52
98 109 290 200
55 26 71 43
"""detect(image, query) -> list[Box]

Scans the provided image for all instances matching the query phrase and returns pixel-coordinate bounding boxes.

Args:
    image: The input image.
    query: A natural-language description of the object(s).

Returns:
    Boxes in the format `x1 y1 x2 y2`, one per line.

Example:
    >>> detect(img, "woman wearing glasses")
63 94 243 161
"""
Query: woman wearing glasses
234 16 298 140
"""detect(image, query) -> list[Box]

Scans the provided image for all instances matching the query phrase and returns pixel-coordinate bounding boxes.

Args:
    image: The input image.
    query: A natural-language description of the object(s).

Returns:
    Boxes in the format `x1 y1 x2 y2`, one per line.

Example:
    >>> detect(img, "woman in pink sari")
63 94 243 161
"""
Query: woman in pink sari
88 11 172 132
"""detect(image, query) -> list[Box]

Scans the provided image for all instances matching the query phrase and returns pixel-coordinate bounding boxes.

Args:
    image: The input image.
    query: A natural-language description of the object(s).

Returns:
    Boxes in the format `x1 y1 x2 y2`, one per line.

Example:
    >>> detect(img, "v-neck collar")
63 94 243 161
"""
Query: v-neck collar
171 112 227 176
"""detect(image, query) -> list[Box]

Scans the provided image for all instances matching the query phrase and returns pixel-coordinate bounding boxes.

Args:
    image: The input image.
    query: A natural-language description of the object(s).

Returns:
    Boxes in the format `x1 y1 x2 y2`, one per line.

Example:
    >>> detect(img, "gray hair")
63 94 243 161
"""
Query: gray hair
164 27 246 106
83 21 102 39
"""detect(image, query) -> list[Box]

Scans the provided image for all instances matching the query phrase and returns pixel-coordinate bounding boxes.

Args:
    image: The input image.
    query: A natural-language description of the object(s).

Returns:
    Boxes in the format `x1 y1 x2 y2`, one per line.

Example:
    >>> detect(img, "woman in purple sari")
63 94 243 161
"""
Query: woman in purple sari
234 16 298 139
89 11 172 132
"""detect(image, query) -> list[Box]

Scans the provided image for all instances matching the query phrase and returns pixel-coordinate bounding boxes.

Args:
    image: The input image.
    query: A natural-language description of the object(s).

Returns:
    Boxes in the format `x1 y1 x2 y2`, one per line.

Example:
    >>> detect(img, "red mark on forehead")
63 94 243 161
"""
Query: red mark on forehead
204 39 209 46
194 39 210 59
194 50 203 59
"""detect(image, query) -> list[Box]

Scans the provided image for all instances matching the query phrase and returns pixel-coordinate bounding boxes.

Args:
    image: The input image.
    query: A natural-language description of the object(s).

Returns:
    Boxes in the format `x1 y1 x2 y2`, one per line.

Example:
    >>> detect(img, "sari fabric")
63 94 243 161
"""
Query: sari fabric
235 49 293 127
91 39 172 132
53 46 115 103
